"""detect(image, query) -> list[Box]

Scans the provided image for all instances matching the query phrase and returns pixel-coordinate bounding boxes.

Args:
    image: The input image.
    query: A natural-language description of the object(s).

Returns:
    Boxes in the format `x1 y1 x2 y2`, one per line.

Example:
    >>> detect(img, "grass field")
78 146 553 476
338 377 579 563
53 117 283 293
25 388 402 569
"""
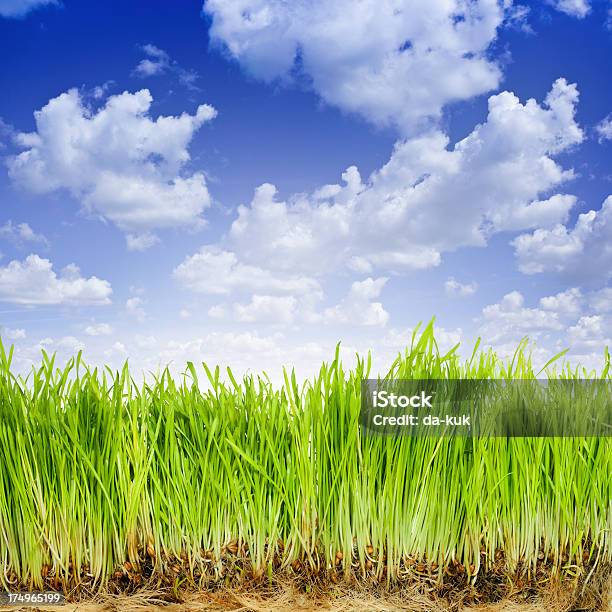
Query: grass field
0 322 610 608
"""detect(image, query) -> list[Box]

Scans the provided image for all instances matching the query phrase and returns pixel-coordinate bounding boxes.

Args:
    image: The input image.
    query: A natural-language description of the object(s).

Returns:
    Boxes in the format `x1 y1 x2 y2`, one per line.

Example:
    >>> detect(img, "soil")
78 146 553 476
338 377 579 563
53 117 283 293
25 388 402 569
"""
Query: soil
2 574 610 612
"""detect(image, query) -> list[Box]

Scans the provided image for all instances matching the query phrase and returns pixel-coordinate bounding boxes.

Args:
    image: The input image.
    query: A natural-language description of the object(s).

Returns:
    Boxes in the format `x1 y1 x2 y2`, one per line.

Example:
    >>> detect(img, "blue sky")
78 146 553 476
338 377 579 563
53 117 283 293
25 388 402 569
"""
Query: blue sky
0 0 611 380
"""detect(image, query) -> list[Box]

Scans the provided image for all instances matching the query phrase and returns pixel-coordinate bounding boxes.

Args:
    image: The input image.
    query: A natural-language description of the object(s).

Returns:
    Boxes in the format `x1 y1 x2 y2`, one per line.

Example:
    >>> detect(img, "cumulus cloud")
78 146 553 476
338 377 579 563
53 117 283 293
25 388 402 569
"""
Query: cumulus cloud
539 287 582 316
445 278 478 297
209 278 390 327
8 88 217 248
0 221 48 246
1 327 26 340
596 115 612 142
478 287 611 370
0 0 56 18
206 80 582 281
479 290 563 345
589 288 612 313
234 295 298 324
173 246 322 296
547 0 591 18
126 232 160 251
0 255 112 305
323 277 389 327
133 44 199 88
513 196 612 283
207 304 226 318
84 323 113 336
205 0 507 132
126 297 147 322
134 44 170 77
567 315 610 350
105 341 128 358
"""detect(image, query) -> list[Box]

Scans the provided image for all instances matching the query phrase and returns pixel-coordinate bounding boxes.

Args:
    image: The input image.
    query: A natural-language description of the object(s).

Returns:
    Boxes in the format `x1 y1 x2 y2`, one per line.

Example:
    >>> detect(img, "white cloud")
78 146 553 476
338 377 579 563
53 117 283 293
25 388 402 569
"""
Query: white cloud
126 297 146 322
179 308 192 319
0 255 112 305
174 246 322 296
0 221 48 246
134 44 170 77
84 323 113 336
135 335 157 349
8 88 217 248
505 4 533 33
126 232 160 251
158 331 284 369
54 336 85 352
1 327 26 340
513 196 612 283
477 288 612 370
596 115 612 142
0 118 15 149
539 287 582 316
589 288 612 313
445 277 478 297
216 80 582 279
205 0 507 132
0 0 56 18
133 44 199 88
479 290 563 344
567 315 610 350
207 304 226 318
105 341 128 357
547 0 591 18
323 277 389 327
234 294 297 324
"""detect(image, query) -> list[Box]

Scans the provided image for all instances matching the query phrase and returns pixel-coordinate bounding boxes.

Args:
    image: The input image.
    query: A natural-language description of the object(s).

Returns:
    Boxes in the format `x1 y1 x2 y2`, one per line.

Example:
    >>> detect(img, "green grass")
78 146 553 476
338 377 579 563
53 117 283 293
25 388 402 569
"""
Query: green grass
0 321 610 591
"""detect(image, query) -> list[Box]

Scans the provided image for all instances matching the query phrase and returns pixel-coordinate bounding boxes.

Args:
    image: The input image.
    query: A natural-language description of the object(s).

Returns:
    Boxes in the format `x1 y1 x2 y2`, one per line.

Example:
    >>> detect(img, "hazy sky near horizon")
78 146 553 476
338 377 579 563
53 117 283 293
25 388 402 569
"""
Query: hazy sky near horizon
0 0 611 380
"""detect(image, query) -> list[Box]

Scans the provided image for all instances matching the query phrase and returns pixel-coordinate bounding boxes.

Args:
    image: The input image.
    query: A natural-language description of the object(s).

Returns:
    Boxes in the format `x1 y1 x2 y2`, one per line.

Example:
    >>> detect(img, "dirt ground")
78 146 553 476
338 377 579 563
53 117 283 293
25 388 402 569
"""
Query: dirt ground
2 580 610 612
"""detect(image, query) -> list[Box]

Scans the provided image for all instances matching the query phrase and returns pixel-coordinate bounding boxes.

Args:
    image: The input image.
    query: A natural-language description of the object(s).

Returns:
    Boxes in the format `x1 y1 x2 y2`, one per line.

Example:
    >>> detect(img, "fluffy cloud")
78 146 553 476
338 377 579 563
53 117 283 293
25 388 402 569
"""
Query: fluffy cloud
105 341 128 357
0 221 48 246
478 287 611 370
212 80 582 279
567 315 611 350
207 304 226 319
234 295 297 324
547 0 591 18
8 88 216 248
173 246 322 296
0 255 112 305
1 327 26 340
205 0 506 132
513 196 612 283
539 287 582 316
207 277 390 327
445 278 478 297
125 232 160 252
323 278 389 327
480 290 563 345
589 288 612 313
596 115 612 142
85 323 113 336
0 0 56 18
126 297 147 322
133 44 199 88
134 44 170 77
